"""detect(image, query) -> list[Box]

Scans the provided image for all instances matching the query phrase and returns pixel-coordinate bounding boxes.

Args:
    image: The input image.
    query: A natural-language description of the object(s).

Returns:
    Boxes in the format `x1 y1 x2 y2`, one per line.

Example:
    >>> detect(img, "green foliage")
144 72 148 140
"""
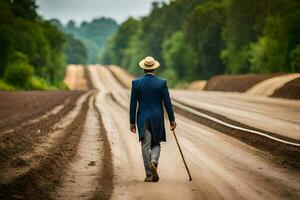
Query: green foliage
98 0 300 87
0 79 16 91
54 17 119 63
0 0 68 90
184 1 226 78
290 45 300 72
161 69 177 87
4 52 34 88
249 0 300 73
221 0 268 73
162 31 197 82
28 76 58 90
2 52 60 90
99 1 199 78
96 0 300 86
65 34 88 64
99 17 145 75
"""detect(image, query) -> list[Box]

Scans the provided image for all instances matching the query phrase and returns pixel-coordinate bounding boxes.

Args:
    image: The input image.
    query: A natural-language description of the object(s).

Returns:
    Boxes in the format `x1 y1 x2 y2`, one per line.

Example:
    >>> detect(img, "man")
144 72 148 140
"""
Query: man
129 56 177 182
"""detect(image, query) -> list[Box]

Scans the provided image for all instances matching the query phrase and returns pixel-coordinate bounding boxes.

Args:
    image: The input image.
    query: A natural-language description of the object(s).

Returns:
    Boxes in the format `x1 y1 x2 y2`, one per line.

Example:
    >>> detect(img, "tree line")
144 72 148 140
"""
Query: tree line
0 0 118 90
51 18 118 64
99 0 300 87
0 0 67 90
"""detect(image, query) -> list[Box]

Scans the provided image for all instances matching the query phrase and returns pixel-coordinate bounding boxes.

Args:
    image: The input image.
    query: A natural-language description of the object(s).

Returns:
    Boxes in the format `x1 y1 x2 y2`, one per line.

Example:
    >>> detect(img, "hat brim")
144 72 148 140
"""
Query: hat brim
139 59 160 70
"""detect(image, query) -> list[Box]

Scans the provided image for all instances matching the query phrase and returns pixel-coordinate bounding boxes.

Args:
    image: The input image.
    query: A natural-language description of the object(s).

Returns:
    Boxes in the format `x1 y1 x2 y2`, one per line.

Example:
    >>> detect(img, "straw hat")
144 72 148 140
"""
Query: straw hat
139 56 160 70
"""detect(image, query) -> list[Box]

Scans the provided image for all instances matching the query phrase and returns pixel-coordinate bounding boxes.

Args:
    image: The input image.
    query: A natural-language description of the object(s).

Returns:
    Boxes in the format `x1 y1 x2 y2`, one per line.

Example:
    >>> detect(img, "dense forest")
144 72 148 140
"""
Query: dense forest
100 0 300 87
52 18 118 64
0 0 118 90
0 0 68 90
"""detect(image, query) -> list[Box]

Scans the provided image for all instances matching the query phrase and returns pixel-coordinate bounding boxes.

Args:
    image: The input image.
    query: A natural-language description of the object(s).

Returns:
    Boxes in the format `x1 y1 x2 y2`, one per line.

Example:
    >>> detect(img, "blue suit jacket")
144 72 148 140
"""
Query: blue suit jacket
130 74 175 143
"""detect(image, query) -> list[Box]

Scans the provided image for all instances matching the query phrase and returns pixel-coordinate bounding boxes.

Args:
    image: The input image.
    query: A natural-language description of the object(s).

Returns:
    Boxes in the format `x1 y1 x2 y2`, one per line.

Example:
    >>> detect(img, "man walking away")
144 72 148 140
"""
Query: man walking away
129 56 177 182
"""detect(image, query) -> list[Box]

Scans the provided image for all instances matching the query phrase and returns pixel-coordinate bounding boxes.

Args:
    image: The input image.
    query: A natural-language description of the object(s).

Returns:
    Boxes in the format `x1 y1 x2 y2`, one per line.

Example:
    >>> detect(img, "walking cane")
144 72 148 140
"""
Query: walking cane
171 129 192 181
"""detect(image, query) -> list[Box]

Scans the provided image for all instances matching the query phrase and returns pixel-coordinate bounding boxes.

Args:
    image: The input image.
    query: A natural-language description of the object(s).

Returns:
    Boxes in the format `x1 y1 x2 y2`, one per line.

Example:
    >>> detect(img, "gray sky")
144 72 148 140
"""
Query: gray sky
36 0 168 25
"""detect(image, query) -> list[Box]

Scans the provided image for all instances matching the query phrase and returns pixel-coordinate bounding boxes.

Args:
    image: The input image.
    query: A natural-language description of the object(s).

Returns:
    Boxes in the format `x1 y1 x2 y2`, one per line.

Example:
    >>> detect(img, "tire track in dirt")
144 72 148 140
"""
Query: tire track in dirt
84 66 114 199
55 93 113 200
2 98 68 135
172 100 300 168
0 93 91 200
0 92 83 166
0 93 90 182
107 65 300 168
98 65 300 199
0 91 81 133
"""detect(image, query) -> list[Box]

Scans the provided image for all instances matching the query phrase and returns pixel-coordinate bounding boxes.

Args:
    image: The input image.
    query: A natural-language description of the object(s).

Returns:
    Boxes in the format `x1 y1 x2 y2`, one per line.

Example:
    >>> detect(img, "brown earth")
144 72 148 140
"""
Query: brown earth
0 94 91 200
204 74 281 92
0 91 82 132
272 77 300 100
1 65 300 200
0 71 114 200
0 91 82 164
88 65 300 200
173 100 300 168
108 65 134 89
187 80 207 90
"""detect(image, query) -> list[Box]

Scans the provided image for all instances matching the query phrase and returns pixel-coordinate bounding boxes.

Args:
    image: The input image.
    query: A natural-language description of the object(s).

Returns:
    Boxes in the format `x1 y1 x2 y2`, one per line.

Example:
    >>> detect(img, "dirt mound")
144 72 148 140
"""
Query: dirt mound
64 65 89 90
187 80 207 90
271 78 300 100
204 74 279 92
246 73 300 96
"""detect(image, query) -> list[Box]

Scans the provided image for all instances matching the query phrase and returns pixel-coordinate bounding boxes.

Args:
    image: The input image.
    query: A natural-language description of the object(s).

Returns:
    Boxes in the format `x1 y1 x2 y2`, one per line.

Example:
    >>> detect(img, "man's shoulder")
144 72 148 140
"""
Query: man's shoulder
132 75 166 85
132 76 143 84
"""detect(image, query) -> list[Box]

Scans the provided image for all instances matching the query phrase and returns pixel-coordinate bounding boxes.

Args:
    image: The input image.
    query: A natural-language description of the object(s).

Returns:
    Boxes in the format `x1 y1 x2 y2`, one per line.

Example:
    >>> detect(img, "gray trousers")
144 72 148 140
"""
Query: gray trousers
141 121 161 177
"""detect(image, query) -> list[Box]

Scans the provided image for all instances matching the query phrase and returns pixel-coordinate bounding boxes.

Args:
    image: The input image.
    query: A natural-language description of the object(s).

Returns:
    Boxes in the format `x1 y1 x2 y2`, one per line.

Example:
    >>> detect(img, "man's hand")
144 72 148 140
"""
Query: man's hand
130 124 136 133
170 121 177 130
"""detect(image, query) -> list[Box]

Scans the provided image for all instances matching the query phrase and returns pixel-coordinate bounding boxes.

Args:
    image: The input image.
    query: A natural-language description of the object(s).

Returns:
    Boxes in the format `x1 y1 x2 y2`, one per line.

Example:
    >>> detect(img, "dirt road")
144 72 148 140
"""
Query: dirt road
89 65 300 199
0 65 299 199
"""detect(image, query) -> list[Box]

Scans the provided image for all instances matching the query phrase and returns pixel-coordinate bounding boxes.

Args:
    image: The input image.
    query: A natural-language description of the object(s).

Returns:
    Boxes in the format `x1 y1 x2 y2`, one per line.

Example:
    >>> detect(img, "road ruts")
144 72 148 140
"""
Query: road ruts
87 65 300 200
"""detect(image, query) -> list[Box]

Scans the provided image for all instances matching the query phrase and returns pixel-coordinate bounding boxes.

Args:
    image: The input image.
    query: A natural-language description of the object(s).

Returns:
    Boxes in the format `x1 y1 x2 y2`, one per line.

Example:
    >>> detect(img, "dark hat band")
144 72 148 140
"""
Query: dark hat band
144 62 154 67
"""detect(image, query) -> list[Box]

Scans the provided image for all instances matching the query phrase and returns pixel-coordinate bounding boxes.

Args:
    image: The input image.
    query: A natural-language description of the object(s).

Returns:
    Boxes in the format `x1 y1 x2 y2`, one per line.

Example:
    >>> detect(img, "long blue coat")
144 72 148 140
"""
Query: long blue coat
129 74 175 143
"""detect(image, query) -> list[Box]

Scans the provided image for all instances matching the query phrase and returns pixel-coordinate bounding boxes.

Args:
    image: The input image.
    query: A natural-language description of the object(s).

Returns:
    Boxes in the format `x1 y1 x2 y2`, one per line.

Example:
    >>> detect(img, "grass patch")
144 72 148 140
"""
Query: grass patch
0 77 68 91
0 79 16 91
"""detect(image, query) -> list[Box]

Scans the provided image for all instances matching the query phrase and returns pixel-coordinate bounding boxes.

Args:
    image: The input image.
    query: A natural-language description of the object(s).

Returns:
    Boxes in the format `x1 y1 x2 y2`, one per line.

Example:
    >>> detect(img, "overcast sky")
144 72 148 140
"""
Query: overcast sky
36 0 168 25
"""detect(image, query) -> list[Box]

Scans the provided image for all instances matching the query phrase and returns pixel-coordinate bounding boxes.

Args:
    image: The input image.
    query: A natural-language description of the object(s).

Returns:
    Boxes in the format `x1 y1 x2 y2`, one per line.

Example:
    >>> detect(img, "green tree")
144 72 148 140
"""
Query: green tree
4 52 34 88
65 34 88 64
249 0 300 73
0 0 69 89
162 31 197 82
61 17 118 63
99 17 144 75
184 1 226 79
290 45 300 72
221 0 272 73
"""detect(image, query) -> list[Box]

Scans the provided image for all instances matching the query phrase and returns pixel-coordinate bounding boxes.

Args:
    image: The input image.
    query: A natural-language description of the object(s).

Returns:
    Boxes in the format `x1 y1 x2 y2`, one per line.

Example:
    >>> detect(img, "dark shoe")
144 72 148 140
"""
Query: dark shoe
144 176 153 182
149 161 159 182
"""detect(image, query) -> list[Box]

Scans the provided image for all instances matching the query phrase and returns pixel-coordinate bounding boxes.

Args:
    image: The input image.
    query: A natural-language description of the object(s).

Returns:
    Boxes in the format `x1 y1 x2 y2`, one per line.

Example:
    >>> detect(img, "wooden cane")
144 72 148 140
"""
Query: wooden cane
172 129 192 181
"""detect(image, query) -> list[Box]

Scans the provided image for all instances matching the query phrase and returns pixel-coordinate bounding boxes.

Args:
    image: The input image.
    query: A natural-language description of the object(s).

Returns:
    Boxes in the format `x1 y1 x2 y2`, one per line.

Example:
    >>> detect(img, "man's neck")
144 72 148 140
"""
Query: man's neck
145 72 155 76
